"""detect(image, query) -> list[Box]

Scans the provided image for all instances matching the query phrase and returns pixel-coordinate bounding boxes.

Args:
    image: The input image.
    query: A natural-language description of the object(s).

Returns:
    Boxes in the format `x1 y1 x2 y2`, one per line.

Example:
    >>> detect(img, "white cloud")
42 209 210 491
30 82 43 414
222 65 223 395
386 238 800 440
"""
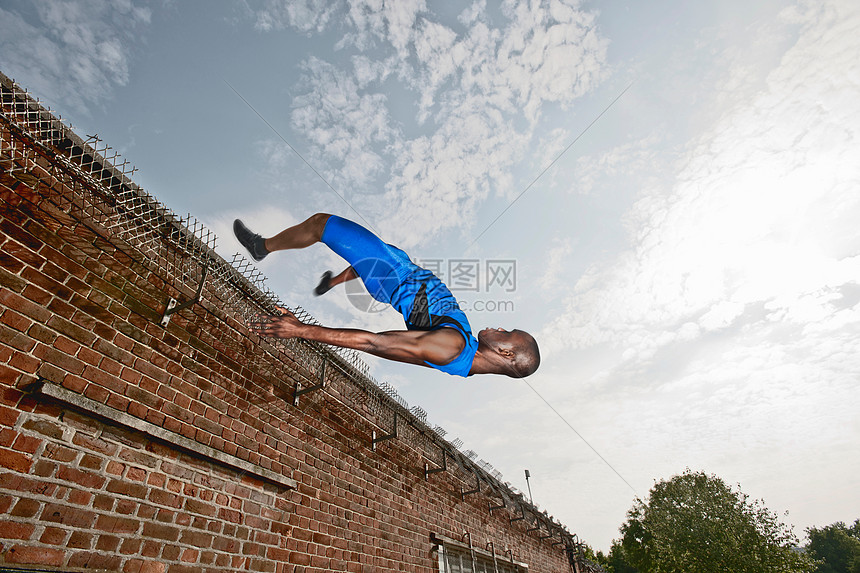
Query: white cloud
254 0 609 247
290 57 396 190
539 238 574 293
0 0 151 114
252 0 338 33
545 0 860 361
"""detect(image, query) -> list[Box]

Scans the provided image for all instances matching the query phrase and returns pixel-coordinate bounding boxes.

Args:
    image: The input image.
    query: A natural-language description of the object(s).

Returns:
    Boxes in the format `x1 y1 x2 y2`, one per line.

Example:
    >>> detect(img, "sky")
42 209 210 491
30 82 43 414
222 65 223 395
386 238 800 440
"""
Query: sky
2 0 858 552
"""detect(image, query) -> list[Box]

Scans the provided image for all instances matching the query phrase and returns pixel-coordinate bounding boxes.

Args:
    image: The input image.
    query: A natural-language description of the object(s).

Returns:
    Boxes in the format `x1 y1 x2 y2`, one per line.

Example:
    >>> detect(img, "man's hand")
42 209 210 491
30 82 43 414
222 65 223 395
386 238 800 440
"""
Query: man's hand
248 306 305 339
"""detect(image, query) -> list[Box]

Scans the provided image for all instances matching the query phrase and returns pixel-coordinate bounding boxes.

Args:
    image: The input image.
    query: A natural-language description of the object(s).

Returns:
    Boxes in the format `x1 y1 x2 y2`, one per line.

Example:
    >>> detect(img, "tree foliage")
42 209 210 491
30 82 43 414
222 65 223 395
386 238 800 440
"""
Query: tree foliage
807 520 860 573
612 469 813 573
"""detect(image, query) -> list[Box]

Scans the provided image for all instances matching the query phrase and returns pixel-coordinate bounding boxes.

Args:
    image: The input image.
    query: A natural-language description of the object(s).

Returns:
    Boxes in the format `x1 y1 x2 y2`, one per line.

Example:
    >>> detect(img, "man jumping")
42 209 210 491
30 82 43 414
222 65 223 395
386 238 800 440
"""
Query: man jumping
235 214 539 378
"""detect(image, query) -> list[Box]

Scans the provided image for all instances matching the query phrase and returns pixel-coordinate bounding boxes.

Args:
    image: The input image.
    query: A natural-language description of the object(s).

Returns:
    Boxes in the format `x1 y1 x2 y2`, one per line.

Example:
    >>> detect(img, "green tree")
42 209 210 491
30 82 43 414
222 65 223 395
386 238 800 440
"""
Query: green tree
605 539 638 573
807 520 860 573
617 469 813 573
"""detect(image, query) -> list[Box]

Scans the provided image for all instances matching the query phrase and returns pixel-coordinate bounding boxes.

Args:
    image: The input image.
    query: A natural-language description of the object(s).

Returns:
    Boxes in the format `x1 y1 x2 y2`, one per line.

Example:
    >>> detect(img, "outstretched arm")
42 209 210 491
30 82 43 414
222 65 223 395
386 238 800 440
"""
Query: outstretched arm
249 307 464 367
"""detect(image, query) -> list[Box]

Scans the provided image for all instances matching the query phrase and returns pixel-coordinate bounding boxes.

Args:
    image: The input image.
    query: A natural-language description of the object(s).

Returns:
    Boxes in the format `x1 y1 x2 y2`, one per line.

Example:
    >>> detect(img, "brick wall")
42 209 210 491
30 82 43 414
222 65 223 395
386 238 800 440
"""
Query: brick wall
0 72 580 572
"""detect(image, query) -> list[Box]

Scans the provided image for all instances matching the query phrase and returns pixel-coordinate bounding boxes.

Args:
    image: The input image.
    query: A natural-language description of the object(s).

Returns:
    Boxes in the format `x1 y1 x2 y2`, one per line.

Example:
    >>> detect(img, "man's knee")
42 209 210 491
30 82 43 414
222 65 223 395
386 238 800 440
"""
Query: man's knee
310 213 332 240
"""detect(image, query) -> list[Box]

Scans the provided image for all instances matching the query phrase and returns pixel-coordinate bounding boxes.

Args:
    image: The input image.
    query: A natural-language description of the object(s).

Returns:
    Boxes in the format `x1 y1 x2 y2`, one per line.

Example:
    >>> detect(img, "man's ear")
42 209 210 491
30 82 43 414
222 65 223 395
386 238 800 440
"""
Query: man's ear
498 348 516 359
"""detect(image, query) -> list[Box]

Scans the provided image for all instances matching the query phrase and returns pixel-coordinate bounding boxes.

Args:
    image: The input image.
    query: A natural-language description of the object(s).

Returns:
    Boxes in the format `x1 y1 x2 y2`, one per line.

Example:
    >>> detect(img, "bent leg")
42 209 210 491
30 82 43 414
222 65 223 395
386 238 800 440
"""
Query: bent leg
330 266 358 286
264 213 331 253
314 266 357 297
320 216 404 305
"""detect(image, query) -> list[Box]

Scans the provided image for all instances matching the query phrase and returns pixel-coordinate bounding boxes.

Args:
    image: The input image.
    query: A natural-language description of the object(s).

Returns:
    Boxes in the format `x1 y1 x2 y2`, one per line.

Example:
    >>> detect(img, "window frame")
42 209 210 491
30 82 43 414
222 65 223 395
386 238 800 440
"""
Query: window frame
431 533 529 573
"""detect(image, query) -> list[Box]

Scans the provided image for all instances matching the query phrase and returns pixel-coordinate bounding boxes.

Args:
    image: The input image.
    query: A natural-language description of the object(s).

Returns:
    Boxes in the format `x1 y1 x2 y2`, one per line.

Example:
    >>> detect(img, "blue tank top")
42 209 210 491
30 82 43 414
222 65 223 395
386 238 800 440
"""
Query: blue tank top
387 266 479 378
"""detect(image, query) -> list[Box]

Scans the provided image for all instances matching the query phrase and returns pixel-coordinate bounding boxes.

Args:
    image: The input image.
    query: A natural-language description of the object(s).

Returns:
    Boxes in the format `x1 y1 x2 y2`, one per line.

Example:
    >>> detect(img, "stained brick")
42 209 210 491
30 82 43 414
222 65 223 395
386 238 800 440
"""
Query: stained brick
4 544 65 566
107 478 148 499
68 551 122 570
56 466 106 489
95 514 140 534
72 432 117 455
142 521 180 542
40 502 96 528
21 418 64 440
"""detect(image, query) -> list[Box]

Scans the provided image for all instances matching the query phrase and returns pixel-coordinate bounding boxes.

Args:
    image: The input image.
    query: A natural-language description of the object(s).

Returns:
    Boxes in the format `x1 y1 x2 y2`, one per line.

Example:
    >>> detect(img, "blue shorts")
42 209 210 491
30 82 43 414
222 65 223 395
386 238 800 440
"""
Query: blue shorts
320 216 422 310
320 215 479 377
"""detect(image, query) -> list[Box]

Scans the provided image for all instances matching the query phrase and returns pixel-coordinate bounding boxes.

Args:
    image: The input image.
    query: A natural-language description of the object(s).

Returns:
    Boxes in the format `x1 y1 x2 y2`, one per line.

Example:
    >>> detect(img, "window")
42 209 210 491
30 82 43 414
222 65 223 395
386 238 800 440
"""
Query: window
433 534 528 573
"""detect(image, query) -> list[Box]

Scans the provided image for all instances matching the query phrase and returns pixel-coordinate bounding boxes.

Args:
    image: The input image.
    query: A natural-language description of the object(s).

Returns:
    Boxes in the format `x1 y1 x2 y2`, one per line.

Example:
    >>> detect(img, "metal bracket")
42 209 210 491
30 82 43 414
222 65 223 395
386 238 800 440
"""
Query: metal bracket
510 506 526 524
424 449 448 480
371 412 398 451
461 472 481 500
488 497 506 512
527 521 541 533
293 356 326 406
539 531 553 541
160 264 209 327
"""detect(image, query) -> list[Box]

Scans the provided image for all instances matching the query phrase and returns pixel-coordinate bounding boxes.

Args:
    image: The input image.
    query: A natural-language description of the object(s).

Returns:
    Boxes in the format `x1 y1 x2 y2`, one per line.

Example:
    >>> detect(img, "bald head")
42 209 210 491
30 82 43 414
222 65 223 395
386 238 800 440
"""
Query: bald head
508 330 540 378
477 328 541 378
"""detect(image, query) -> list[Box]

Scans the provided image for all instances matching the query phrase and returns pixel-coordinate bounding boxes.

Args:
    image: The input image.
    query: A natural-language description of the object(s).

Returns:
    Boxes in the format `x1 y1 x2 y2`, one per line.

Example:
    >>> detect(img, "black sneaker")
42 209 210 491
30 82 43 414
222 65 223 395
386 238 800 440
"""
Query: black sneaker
233 219 269 262
314 271 333 296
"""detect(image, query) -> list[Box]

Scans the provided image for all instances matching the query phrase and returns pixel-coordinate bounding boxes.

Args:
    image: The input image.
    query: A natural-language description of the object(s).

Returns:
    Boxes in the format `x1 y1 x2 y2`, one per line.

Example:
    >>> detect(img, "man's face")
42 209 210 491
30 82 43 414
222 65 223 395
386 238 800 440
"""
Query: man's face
478 327 519 348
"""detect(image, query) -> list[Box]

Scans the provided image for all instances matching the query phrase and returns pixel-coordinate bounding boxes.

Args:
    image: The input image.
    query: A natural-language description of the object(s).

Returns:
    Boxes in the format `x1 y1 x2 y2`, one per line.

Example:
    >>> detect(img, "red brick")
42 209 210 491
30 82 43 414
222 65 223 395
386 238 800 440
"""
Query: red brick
41 502 96 528
67 530 92 548
124 558 166 573
9 352 39 373
127 466 147 482
0 448 33 472
21 418 64 440
78 453 103 469
120 538 143 555
287 551 311 566
10 498 41 518
106 391 131 411
0 309 32 332
68 552 122 570
4 544 65 566
27 322 57 345
142 521 180 541
53 335 80 355
150 489 183 508
107 478 148 499
0 324 36 353
0 385 23 406
0 404 19 426
83 383 110 403
0 521 35 539
71 434 115 458
61 374 88 393
96 534 121 551
67 489 92 506
162 544 181 560
39 526 66 545
12 433 41 454
0 290 51 323
95 514 140 534
57 466 106 489
32 459 56 477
